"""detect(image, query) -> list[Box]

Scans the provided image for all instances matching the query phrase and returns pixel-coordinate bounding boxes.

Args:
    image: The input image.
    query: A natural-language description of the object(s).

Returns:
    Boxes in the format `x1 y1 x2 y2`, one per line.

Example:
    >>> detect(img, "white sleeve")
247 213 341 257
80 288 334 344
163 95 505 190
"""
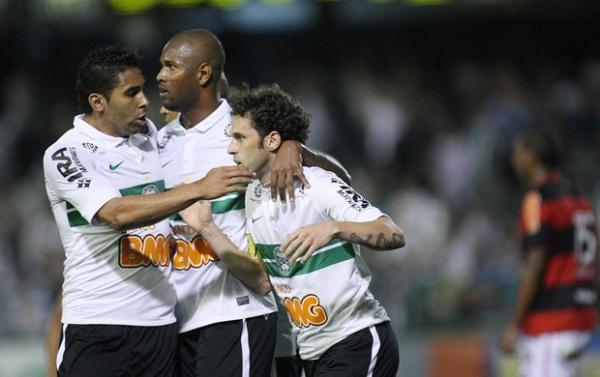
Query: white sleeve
43 143 121 223
307 168 383 223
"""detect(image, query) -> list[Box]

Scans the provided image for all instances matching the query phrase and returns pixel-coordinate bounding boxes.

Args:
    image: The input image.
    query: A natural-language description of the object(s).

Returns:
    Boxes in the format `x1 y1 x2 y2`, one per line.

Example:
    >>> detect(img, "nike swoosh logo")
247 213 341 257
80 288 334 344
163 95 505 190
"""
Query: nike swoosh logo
161 160 172 168
251 216 263 223
109 161 124 171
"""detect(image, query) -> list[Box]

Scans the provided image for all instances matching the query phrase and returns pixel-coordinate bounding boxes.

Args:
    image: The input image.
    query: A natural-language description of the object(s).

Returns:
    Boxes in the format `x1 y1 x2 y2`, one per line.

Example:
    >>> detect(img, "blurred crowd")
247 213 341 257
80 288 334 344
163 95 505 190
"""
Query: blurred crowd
1 18 599 342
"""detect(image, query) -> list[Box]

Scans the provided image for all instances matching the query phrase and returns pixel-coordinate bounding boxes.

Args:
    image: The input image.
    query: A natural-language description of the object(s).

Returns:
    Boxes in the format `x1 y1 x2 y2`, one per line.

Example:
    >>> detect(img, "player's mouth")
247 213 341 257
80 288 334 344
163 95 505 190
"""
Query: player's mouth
158 85 168 97
135 113 147 126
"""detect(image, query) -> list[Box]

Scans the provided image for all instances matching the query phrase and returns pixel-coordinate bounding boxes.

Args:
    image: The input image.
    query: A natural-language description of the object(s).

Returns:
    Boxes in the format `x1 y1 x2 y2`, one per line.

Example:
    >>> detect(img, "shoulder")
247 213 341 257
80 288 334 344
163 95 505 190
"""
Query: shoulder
303 166 340 186
43 130 87 161
303 166 350 194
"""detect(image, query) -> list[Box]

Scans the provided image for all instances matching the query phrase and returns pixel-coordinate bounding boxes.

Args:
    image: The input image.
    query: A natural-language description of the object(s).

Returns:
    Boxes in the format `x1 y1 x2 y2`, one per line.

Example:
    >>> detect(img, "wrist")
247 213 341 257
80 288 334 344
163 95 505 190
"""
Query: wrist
198 221 218 238
329 221 341 238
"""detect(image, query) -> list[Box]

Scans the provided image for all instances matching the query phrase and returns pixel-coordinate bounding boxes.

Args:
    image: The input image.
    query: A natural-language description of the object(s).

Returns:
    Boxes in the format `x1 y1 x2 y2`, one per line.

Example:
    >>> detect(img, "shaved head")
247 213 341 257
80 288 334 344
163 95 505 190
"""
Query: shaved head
166 29 225 83
157 29 226 126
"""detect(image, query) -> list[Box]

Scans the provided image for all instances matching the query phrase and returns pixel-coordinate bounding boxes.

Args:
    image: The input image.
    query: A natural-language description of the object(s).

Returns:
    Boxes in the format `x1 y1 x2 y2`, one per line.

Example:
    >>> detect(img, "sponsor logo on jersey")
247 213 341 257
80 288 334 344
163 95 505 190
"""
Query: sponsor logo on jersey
109 161 125 171
77 178 91 188
332 177 370 211
283 294 327 328
81 142 98 153
51 147 84 182
172 236 218 270
119 234 172 268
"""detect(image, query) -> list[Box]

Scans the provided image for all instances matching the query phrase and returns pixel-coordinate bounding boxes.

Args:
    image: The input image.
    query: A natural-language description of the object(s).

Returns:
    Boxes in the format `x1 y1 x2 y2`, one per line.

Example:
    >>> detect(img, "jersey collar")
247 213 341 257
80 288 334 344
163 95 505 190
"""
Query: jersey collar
184 99 231 134
73 114 149 148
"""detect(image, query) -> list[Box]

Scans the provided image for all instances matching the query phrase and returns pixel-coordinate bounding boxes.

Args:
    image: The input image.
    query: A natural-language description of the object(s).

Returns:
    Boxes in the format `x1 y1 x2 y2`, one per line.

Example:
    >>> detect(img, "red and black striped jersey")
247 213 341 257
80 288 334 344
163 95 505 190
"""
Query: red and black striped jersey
519 172 598 335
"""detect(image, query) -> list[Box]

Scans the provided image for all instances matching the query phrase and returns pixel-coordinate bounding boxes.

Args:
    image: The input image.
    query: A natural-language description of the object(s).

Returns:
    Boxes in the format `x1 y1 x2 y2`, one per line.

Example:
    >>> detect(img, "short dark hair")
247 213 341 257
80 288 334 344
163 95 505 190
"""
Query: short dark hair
519 127 562 169
76 46 143 114
229 84 310 143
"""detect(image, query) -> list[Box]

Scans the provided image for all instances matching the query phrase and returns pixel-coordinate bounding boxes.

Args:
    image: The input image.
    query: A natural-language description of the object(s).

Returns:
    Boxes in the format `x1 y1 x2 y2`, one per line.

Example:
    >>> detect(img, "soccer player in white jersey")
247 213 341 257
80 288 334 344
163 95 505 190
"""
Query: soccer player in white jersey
180 84 405 377
43 46 255 377
156 29 351 377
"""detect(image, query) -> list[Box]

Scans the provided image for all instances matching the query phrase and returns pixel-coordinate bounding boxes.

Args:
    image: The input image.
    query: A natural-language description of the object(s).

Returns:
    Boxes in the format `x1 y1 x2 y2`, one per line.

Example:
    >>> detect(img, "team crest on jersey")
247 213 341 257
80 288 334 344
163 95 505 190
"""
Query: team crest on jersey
224 123 232 138
332 177 370 211
141 184 159 195
273 247 292 276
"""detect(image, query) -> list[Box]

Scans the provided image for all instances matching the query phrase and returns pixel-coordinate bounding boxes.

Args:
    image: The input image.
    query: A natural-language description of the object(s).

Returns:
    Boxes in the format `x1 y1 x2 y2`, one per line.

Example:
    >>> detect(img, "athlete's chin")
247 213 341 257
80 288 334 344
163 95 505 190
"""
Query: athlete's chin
134 118 147 129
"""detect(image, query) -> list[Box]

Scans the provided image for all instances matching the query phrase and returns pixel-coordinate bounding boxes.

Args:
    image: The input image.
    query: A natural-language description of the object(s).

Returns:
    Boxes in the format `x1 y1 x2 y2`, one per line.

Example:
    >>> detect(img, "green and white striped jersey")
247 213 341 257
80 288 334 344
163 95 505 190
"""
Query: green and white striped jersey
246 166 390 360
158 100 276 333
43 115 176 326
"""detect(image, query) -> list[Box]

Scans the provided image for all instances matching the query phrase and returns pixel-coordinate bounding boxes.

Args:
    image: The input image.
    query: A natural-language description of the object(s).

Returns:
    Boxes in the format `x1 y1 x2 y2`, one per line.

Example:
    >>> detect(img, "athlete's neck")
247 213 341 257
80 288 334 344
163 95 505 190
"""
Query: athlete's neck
179 95 221 129
83 113 121 138
258 158 275 187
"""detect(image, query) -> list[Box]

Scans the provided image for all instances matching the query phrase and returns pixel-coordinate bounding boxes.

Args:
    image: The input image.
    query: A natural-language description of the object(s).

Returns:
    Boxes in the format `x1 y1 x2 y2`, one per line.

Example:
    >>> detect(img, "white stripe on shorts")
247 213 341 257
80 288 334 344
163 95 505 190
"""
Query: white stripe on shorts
56 324 67 370
367 325 381 377
241 319 250 377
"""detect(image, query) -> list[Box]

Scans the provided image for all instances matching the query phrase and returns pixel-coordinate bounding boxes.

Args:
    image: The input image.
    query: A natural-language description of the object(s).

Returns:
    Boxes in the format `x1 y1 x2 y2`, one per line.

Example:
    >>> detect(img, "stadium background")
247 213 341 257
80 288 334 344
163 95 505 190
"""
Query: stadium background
0 0 599 376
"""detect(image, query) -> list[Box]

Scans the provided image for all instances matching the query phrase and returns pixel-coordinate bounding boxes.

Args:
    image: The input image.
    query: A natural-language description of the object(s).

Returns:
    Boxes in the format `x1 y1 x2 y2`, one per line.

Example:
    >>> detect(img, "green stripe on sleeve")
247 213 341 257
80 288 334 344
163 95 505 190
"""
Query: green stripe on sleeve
66 180 165 227
66 202 89 227
211 193 245 214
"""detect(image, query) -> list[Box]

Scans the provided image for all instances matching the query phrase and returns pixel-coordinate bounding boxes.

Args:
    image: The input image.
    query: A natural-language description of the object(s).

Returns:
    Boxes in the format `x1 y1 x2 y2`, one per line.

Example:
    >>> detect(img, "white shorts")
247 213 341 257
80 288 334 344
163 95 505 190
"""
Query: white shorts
518 331 592 377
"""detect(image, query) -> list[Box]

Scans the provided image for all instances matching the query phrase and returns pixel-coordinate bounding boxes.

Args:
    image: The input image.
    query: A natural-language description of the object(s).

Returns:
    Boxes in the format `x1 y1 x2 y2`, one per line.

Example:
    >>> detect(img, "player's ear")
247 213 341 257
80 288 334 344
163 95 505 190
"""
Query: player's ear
265 131 281 152
197 63 213 86
88 93 106 113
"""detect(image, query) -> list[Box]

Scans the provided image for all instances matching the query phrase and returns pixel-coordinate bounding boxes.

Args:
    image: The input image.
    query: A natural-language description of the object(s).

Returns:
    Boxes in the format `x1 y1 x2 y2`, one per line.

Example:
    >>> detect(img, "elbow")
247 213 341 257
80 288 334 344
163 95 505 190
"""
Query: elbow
257 277 273 296
395 231 406 248
258 284 272 296
101 213 134 231
251 279 272 296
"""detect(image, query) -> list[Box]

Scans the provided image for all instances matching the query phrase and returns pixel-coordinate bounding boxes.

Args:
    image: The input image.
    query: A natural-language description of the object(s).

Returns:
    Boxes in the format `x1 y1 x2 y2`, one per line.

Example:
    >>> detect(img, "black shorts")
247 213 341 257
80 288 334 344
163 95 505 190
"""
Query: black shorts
177 312 277 377
57 322 177 377
274 354 302 377
303 322 399 377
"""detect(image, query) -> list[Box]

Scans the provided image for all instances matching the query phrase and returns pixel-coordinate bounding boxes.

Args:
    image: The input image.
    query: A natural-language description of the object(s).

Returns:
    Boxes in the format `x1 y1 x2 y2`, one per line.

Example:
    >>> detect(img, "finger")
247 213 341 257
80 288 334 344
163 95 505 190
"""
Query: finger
283 236 304 259
285 170 295 202
288 240 311 264
228 177 254 185
300 244 319 264
283 237 303 258
277 171 288 202
225 169 255 178
270 170 280 202
281 232 297 251
296 167 310 188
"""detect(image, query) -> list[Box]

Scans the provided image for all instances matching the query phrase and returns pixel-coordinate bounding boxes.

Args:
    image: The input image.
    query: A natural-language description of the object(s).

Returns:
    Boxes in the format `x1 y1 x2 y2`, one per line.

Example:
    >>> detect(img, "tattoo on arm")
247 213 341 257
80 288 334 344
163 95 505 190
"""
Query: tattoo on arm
350 232 403 250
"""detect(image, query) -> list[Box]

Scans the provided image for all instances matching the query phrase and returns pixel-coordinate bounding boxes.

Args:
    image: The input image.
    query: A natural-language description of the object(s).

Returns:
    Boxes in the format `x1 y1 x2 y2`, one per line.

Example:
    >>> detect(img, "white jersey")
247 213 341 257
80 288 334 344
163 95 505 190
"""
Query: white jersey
246 166 390 360
158 100 276 333
43 115 176 326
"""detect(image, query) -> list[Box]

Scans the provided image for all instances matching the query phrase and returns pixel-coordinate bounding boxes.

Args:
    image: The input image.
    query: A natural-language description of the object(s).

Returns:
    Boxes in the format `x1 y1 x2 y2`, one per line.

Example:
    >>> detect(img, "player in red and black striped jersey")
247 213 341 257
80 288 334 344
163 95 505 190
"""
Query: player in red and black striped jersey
501 128 598 377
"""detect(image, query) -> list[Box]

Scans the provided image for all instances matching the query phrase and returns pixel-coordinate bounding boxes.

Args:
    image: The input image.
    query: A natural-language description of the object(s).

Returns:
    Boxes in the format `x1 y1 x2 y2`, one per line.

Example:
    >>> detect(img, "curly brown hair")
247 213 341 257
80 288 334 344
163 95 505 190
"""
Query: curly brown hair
229 84 310 143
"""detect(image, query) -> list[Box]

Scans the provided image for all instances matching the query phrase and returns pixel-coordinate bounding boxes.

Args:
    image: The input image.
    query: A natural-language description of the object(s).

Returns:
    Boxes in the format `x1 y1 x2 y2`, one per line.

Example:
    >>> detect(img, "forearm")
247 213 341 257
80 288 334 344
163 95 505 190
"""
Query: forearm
97 183 202 230
200 223 272 295
302 145 352 184
333 216 405 250
509 248 545 328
